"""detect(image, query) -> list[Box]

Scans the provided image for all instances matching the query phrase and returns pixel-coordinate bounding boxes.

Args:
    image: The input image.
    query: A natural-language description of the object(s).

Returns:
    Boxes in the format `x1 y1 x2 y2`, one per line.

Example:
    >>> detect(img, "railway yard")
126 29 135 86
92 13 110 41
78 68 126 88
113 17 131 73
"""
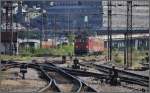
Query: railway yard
0 57 149 92
0 0 149 92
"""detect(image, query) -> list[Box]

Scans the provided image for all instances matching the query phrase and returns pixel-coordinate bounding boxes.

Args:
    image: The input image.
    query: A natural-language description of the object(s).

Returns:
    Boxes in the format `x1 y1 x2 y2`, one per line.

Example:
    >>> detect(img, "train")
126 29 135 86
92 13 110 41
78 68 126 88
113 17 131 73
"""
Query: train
74 35 104 55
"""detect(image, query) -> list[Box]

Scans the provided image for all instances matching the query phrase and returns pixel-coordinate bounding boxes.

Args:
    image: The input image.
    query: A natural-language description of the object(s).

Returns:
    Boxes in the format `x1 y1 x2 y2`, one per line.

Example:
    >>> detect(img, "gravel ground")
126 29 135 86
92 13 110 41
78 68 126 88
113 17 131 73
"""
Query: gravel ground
47 71 77 92
79 76 148 92
95 61 149 77
0 68 47 92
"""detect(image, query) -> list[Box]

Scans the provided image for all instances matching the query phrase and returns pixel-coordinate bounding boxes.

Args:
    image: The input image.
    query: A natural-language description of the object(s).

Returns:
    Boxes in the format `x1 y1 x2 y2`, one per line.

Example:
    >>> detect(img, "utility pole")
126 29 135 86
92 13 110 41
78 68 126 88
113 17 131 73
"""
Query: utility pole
67 1 70 33
84 16 88 36
49 2 56 47
42 11 44 41
54 15 56 47
4 1 13 55
149 0 150 65
40 2 45 48
0 0 1 73
107 0 112 61
44 12 48 41
16 1 22 55
40 11 42 48
124 0 133 69
26 10 30 52
42 10 46 41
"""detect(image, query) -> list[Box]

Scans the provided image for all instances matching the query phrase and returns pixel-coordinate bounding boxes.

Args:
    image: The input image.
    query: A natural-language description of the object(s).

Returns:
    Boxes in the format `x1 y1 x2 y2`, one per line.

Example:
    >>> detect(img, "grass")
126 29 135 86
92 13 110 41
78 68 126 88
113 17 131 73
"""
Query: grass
20 44 74 57
0 55 32 61
0 45 74 61
0 45 147 68
112 50 148 68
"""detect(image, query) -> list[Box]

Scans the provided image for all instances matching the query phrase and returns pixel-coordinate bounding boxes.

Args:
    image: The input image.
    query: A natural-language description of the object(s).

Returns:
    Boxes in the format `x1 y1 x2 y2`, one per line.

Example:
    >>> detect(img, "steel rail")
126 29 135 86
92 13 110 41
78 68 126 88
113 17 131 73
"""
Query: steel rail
1 0 149 1
29 64 53 92
40 62 98 92
79 62 149 86
42 62 148 90
79 62 149 80
0 62 60 92
28 64 61 92
40 64 83 92
1 61 148 89
62 67 107 78
43 62 149 84
93 63 149 79
78 79 97 92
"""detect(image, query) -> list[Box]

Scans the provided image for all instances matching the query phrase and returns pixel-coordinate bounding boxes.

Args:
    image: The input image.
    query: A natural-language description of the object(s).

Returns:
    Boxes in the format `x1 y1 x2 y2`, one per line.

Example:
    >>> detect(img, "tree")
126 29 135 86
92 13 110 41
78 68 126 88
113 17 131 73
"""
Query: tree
18 31 41 39
67 33 75 44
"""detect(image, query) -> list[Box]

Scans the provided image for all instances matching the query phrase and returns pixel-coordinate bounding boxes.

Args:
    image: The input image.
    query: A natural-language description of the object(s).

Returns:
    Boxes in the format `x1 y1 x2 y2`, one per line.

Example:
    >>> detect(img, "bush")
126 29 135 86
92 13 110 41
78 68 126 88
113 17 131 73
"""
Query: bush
20 45 75 57
113 53 123 64
0 55 31 61
33 48 50 56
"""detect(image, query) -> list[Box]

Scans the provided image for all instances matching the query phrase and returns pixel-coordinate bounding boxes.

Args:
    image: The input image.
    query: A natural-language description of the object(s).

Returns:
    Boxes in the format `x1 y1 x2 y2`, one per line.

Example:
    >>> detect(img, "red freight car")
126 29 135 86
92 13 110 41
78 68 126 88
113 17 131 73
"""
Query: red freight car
75 36 104 55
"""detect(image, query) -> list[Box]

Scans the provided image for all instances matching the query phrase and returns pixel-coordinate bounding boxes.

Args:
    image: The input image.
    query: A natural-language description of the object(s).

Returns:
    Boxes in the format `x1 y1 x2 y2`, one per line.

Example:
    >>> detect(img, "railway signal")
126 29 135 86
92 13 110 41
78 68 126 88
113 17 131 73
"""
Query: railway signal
72 58 80 69
107 66 121 86
20 63 28 79
145 52 149 63
62 55 66 64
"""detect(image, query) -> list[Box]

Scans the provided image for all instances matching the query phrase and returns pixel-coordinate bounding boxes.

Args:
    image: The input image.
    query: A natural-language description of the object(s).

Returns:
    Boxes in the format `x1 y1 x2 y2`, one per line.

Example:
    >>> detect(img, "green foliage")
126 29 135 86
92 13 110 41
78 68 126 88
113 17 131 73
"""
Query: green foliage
18 31 41 39
35 48 51 56
0 55 31 61
113 53 123 64
67 34 75 44
19 45 74 57
20 48 33 57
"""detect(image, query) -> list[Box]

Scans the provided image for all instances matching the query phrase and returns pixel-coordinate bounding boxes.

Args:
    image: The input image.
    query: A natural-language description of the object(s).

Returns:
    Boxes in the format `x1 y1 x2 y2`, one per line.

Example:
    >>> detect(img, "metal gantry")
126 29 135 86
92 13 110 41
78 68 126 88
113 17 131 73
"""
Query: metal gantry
107 0 112 61
124 0 133 68
106 0 134 68
4 1 14 55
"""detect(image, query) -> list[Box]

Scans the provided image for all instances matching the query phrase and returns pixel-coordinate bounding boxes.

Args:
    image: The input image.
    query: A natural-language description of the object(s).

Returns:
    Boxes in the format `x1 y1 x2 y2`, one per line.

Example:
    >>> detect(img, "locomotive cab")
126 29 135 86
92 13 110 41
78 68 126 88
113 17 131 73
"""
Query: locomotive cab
75 36 89 55
74 35 104 55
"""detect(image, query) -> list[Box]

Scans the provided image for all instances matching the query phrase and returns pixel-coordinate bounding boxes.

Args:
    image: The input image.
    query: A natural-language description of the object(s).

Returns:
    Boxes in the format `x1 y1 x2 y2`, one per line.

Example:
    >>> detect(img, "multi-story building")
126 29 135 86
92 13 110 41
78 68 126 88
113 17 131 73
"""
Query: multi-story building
22 0 103 32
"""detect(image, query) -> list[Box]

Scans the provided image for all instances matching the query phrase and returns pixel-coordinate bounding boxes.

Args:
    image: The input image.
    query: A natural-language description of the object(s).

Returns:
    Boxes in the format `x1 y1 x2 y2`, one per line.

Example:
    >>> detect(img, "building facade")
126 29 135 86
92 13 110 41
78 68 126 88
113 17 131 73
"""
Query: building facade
22 0 103 32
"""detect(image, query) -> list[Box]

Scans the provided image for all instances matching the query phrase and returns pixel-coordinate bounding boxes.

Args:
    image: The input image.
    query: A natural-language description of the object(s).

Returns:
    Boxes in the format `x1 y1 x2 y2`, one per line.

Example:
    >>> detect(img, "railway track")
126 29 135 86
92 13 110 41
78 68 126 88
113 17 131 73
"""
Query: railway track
1 61 97 92
28 64 61 92
64 68 148 87
43 62 149 85
1 62 60 92
40 64 97 92
42 62 148 92
79 62 149 87
41 64 82 92
1 60 148 92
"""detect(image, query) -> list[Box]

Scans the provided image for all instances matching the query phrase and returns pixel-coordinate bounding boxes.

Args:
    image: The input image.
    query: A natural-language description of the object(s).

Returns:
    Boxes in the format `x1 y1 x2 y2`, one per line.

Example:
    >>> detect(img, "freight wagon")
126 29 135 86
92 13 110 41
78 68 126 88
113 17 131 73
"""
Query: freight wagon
42 40 56 48
74 36 104 55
